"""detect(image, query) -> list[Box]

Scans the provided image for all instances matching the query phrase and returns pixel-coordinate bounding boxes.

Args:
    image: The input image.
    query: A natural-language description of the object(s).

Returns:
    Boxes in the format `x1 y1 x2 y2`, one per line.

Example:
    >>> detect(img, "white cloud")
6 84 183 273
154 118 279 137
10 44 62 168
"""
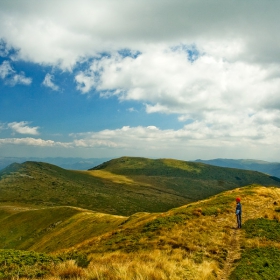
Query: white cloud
0 60 32 85
0 137 70 147
8 121 39 135
1 1 280 160
42 73 59 91
74 48 280 133
0 1 279 68
69 123 280 160
1 122 280 160
0 61 12 79
75 71 97 94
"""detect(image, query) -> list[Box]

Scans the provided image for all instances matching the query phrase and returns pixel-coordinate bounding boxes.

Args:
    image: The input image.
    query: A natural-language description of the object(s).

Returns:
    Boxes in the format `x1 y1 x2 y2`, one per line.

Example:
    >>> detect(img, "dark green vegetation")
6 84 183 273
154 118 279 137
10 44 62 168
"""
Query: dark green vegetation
230 216 280 279
1 157 280 216
196 158 280 178
230 248 280 280
92 156 280 200
0 249 61 279
243 218 280 241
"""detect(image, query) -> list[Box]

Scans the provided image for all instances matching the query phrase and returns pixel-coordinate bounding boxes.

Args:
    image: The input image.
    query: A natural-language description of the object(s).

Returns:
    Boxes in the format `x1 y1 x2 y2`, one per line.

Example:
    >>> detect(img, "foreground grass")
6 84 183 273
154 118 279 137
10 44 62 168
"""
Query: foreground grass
0 249 218 280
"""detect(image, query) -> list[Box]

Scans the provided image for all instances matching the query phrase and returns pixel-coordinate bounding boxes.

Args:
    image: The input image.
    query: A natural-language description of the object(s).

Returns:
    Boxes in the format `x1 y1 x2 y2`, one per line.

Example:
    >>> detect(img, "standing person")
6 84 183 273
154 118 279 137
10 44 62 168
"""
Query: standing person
235 197 242 229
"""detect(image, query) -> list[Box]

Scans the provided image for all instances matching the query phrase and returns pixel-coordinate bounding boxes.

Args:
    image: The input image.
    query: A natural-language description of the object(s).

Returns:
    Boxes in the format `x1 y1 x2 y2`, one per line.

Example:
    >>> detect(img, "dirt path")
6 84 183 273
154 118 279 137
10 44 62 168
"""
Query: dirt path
218 228 242 280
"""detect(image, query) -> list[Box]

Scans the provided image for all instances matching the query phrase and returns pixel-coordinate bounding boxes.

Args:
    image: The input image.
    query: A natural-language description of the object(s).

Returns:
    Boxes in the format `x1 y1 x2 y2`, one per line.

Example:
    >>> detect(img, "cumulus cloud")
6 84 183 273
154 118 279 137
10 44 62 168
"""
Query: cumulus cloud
74 47 280 132
42 73 59 91
1 1 280 160
0 1 279 68
8 121 39 135
0 60 32 85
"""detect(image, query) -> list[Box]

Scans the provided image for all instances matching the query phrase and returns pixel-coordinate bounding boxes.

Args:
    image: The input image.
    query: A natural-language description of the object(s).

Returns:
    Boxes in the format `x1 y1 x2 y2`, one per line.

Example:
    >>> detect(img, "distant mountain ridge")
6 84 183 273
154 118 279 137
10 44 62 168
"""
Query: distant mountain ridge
0 157 112 171
195 158 280 178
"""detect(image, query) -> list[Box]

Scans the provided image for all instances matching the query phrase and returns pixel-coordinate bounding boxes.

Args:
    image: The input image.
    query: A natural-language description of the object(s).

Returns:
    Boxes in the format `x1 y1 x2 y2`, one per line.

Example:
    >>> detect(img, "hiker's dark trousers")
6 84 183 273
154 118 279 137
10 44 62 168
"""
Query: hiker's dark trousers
236 214 242 228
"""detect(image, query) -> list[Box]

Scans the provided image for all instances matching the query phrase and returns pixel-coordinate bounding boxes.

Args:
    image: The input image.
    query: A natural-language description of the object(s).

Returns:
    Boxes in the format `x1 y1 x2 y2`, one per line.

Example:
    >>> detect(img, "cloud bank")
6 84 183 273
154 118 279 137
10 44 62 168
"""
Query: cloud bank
0 0 280 160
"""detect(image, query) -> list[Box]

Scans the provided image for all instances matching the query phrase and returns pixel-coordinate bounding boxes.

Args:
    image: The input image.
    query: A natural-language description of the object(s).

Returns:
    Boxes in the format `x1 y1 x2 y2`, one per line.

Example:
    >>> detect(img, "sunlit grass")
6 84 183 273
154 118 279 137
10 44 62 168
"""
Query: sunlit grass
86 170 136 185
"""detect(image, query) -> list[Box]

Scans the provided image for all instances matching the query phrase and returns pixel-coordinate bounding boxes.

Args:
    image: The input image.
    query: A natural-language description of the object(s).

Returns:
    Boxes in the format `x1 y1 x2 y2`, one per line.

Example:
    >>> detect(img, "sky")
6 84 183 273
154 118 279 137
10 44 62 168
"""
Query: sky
0 0 280 161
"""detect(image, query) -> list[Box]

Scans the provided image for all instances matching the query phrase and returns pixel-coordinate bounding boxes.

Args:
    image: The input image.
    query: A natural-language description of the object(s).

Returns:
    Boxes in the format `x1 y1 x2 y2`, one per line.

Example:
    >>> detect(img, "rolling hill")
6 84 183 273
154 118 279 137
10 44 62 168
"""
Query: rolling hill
1 157 280 216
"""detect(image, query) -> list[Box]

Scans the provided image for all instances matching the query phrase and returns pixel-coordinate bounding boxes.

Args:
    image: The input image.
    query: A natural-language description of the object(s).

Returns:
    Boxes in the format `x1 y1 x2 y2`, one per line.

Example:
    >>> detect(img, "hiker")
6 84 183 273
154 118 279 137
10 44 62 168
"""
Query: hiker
235 197 242 229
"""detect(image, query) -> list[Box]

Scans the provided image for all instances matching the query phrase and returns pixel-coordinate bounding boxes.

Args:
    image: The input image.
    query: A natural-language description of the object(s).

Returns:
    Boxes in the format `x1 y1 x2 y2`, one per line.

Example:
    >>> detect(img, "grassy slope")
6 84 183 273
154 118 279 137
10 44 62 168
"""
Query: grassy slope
0 205 126 253
0 161 187 215
1 185 280 279
62 185 280 279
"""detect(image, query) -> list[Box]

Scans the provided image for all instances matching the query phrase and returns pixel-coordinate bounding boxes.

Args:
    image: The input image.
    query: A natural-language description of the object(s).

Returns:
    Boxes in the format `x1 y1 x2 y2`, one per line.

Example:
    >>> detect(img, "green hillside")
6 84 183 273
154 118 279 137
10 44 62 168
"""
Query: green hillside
1 157 280 217
0 161 186 215
91 156 280 199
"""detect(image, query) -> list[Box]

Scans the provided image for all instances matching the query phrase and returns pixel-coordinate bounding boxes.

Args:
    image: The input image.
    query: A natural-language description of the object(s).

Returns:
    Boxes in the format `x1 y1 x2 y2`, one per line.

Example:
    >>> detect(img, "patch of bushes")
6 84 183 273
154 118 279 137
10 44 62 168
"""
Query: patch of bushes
0 249 61 279
142 215 187 232
230 247 280 280
243 218 280 241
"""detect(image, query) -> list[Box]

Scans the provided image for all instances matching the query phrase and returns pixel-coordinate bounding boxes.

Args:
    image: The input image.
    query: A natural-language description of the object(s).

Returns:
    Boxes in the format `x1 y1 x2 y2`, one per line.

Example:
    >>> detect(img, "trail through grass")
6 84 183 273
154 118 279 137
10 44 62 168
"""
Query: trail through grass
219 229 242 280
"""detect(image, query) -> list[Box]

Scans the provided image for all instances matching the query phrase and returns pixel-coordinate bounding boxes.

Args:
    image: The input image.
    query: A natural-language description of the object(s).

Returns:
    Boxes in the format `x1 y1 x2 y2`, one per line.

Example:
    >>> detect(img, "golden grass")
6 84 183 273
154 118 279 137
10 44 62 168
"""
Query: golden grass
85 170 136 185
44 250 218 280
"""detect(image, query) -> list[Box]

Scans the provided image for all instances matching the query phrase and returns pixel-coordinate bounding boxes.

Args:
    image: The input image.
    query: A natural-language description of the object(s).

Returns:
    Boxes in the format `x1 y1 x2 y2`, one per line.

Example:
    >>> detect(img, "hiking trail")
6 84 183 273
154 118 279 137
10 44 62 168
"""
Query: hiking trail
218 227 242 280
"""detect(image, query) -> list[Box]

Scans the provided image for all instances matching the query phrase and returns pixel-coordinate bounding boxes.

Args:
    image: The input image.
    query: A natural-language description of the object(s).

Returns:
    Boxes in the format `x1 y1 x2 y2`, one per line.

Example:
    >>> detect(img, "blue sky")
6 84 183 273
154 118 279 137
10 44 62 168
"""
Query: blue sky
1 0 280 161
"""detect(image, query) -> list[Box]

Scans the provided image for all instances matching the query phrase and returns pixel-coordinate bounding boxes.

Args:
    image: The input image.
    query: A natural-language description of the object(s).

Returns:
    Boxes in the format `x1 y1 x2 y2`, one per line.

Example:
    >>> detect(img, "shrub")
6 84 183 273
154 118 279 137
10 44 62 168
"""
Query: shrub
230 247 280 280
0 249 61 279
243 218 280 241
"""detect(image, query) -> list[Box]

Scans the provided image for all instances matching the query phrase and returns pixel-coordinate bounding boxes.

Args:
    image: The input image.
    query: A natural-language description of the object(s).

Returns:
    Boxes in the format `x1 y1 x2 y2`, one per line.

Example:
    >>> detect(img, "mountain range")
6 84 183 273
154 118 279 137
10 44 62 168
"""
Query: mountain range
0 157 112 171
195 158 280 178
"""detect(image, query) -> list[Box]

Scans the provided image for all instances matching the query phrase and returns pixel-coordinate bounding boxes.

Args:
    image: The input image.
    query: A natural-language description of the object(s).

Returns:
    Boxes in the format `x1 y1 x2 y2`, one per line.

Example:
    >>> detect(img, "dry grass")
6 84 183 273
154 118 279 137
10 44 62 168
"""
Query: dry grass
12 251 218 279
44 250 218 280
51 260 85 278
